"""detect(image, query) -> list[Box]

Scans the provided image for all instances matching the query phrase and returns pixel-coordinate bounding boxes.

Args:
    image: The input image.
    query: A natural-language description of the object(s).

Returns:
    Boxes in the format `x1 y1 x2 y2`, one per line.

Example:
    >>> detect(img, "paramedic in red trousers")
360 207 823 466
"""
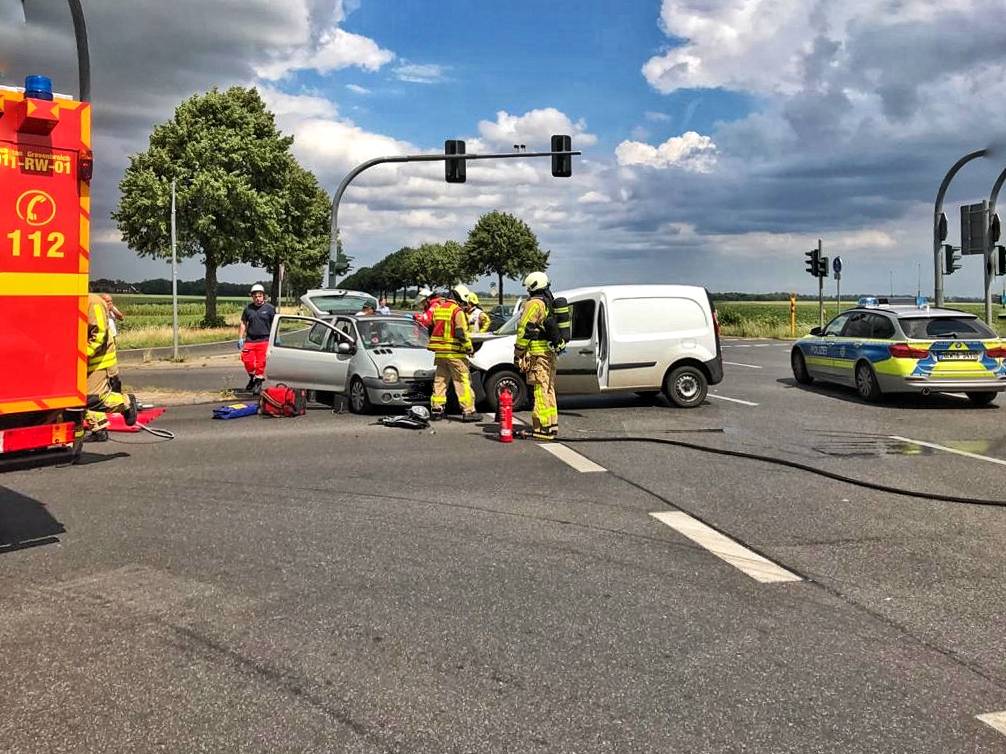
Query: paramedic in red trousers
238 283 276 396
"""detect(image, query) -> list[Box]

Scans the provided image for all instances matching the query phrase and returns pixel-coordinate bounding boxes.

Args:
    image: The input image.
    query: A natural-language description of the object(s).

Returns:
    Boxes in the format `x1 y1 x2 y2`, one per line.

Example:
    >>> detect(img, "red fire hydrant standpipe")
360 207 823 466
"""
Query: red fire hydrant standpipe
498 388 513 443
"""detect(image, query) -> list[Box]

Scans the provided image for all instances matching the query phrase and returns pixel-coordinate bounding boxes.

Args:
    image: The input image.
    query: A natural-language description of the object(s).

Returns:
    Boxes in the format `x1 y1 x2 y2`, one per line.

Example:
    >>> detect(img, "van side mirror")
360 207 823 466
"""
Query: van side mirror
809 326 823 336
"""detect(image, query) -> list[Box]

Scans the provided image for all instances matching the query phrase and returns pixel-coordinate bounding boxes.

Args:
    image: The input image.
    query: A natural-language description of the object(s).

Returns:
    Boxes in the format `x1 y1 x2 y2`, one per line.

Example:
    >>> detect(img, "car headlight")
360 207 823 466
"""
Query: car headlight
382 366 399 383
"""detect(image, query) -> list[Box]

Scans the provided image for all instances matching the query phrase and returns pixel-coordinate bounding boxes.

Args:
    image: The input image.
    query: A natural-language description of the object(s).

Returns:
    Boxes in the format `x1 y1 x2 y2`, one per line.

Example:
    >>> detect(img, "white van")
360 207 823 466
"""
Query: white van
470 285 723 410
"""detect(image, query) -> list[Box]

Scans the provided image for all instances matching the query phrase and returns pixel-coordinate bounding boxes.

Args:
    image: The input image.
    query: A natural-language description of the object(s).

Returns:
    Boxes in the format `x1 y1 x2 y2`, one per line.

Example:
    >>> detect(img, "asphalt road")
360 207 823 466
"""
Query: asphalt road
2 339 1006 752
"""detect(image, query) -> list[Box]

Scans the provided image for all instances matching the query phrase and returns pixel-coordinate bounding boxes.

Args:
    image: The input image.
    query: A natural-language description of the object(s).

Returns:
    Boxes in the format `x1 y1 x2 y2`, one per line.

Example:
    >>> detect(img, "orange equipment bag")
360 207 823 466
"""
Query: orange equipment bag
259 384 307 417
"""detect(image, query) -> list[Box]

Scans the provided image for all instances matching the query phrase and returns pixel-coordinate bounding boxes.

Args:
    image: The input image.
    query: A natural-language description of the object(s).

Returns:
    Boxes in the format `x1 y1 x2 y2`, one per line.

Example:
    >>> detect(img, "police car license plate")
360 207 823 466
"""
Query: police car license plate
938 351 979 361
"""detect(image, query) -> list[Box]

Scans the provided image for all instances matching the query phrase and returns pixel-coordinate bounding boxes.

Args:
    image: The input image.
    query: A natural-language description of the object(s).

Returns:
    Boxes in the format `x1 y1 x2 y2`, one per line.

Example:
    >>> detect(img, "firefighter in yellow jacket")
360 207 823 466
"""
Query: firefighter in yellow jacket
427 285 481 422
86 293 137 433
514 272 558 440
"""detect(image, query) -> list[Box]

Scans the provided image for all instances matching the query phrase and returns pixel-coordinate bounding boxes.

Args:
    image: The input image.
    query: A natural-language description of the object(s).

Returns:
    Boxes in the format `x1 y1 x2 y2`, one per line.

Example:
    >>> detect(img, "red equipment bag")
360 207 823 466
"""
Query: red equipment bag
259 384 307 417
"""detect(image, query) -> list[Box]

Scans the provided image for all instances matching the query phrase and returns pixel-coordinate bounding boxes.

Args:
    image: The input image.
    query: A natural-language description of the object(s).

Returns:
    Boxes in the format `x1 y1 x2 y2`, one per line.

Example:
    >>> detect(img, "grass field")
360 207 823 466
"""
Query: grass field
105 294 1006 349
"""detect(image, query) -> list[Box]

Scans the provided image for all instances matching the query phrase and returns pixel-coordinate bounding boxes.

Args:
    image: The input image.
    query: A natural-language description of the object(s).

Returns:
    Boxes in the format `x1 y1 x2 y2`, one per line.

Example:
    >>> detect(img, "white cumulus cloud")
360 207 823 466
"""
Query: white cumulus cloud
393 63 448 84
477 108 598 150
615 131 717 172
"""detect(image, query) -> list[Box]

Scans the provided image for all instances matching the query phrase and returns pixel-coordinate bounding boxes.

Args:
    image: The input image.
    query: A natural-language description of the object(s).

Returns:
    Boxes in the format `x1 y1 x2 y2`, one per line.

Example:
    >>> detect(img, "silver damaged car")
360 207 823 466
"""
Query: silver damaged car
265 313 434 413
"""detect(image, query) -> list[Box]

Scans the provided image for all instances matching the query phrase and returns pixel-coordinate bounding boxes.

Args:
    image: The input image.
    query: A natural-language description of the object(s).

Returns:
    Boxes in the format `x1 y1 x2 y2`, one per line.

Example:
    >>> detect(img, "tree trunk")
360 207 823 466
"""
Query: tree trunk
498 271 504 305
270 253 281 305
204 259 221 326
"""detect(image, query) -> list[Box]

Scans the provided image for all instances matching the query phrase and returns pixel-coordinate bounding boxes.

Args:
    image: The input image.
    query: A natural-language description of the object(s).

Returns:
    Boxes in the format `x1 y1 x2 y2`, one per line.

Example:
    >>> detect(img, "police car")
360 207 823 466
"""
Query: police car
791 297 1006 405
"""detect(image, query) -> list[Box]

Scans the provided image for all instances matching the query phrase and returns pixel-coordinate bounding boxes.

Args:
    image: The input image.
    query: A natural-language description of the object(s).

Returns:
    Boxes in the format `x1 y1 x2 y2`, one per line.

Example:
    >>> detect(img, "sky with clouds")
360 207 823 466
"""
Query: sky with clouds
2 0 1006 296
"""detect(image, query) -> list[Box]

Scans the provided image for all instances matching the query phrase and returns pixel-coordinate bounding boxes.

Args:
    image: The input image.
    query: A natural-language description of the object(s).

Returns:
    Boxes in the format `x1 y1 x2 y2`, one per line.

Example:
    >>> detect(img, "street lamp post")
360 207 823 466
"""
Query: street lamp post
933 149 988 308
985 166 1006 324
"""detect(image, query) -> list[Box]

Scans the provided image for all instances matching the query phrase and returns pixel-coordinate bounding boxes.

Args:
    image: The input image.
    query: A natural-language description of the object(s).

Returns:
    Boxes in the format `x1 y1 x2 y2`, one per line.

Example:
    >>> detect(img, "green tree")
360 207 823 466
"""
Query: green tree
412 241 470 290
113 87 293 326
462 211 549 304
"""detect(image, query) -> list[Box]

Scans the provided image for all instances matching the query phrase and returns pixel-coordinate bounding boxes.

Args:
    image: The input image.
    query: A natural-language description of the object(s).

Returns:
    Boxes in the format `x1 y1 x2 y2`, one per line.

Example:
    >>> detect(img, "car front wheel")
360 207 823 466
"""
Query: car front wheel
663 365 708 408
791 349 814 385
348 377 371 414
855 361 882 402
966 391 996 407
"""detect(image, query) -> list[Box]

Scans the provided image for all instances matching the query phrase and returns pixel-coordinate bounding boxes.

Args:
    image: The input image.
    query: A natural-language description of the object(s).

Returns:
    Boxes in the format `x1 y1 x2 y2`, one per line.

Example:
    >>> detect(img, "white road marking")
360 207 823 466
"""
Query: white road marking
753 344 772 347
650 511 802 583
890 436 1006 467
538 443 607 473
708 393 759 407
723 361 763 369
977 711 1006 737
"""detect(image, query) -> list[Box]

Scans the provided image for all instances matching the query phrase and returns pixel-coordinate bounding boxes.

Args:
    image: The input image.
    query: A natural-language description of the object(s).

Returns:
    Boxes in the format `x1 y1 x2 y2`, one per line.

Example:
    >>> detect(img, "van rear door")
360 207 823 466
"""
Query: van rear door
556 293 602 394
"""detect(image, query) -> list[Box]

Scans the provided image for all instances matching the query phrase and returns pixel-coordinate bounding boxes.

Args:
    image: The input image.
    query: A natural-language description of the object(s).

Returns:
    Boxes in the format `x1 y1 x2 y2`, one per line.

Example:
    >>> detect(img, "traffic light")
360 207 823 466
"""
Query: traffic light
805 248 820 277
818 255 829 277
551 134 572 177
995 245 1006 276
445 139 466 183
943 244 962 274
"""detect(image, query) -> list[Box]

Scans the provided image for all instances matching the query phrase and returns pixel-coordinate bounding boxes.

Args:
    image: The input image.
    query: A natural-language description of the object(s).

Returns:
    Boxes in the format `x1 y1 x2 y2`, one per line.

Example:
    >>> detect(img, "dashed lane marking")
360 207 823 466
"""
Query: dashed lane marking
538 442 607 473
723 361 763 369
977 711 1006 737
708 393 759 407
650 511 802 584
890 436 1006 467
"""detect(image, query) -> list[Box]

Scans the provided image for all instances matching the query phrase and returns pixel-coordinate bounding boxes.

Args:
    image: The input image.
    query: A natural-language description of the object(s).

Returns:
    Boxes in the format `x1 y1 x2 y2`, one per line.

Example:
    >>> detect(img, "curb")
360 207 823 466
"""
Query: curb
117 340 238 364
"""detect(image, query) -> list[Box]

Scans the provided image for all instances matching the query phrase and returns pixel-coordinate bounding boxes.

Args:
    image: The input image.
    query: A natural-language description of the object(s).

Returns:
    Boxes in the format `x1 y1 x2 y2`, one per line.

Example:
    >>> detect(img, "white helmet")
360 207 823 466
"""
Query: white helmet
250 283 265 294
522 271 549 292
452 283 472 302
417 286 433 300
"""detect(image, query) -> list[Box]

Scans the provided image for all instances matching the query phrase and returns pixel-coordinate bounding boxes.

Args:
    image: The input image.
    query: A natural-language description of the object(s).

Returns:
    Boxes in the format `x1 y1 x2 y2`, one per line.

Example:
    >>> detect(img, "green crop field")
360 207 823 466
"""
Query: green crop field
713 300 1006 338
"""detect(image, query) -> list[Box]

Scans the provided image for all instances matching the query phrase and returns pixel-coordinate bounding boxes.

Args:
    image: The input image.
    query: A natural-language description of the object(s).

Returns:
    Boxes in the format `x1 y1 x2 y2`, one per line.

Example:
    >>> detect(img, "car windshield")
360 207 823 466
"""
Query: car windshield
495 304 524 335
898 316 995 339
308 294 377 314
356 319 429 349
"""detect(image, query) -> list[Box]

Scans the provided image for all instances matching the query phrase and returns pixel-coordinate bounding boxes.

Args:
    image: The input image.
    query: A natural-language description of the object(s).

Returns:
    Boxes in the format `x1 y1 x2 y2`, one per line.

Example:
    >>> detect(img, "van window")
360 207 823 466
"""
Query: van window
611 297 706 336
569 300 595 340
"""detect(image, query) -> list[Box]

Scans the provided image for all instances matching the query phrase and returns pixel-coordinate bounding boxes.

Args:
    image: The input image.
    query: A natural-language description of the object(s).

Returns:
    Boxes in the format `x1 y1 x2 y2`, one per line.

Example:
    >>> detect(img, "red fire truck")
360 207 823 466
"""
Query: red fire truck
0 75 92 461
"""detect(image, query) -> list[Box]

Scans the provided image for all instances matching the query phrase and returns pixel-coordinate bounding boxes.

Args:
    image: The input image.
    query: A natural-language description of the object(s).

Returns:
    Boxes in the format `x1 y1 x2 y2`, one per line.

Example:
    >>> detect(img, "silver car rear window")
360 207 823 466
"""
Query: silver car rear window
309 294 377 314
898 316 995 339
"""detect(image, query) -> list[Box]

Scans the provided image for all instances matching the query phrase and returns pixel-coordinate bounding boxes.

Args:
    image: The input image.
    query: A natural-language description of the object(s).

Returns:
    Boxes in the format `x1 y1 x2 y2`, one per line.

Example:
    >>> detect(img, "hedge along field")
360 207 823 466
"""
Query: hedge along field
107 294 247 349
714 300 1006 338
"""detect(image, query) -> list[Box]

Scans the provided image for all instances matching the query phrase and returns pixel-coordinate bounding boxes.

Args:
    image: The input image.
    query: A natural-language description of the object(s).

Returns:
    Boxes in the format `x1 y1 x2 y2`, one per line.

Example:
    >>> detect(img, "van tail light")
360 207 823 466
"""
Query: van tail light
986 345 1006 359
889 343 929 359
712 309 721 340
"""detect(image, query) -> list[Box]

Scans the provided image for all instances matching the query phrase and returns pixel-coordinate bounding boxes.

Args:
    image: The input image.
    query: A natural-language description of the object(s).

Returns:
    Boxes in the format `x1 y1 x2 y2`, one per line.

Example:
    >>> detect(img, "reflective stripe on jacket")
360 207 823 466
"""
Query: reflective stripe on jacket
515 297 551 355
427 299 471 357
87 294 118 372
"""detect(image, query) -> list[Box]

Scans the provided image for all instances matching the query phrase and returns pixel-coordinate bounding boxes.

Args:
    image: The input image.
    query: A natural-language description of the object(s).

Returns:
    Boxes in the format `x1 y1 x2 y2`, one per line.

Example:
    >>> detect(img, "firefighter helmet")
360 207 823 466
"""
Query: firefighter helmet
452 283 471 303
467 292 480 305
250 283 265 294
522 271 549 292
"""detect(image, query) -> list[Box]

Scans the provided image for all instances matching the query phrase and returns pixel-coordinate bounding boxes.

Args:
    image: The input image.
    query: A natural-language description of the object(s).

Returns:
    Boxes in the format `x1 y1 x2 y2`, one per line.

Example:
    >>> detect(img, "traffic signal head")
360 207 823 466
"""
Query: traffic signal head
804 248 820 277
995 245 1006 276
943 244 962 274
818 255 829 277
551 134 572 178
445 139 466 183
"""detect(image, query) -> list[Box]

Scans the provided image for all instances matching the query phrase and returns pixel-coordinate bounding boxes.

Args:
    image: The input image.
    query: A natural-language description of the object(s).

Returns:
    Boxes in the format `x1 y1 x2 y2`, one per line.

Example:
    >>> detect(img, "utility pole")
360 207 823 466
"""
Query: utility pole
171 179 178 360
817 239 825 328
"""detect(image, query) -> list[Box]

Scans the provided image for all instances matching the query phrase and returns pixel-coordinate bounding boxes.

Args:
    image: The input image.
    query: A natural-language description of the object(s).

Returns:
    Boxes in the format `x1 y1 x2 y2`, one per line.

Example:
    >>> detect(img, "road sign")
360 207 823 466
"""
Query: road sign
832 256 842 274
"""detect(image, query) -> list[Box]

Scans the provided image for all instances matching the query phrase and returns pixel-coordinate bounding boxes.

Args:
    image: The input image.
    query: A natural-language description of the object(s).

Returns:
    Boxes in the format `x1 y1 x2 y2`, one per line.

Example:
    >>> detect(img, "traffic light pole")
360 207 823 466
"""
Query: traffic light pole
817 239 824 328
327 149 581 288
986 166 1006 324
933 149 987 308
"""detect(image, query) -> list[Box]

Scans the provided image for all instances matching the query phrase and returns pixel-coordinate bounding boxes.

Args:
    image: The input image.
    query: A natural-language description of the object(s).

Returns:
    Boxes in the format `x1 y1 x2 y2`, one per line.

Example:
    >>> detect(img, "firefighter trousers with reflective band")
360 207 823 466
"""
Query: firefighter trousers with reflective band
432 356 475 415
86 367 128 429
526 352 557 433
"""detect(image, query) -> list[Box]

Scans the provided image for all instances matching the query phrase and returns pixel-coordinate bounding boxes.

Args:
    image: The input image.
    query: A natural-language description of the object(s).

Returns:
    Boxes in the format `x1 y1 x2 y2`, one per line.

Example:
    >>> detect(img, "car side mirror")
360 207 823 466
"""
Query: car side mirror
809 326 823 336
337 341 354 354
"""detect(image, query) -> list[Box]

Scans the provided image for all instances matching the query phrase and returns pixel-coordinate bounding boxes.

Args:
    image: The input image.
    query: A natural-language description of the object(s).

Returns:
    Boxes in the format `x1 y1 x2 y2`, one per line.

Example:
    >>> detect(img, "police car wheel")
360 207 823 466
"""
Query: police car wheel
855 362 882 402
966 391 996 407
791 349 814 385
664 366 708 408
349 378 371 414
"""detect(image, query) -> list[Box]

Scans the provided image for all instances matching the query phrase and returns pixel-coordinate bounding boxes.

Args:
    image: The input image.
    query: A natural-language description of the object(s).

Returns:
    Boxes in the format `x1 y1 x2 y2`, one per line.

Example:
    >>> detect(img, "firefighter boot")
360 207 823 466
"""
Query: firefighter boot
124 394 139 427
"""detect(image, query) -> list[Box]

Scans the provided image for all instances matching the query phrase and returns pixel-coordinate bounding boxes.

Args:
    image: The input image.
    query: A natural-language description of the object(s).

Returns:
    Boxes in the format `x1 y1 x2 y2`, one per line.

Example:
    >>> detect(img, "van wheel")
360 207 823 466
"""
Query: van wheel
664 366 708 408
484 369 529 411
348 378 371 414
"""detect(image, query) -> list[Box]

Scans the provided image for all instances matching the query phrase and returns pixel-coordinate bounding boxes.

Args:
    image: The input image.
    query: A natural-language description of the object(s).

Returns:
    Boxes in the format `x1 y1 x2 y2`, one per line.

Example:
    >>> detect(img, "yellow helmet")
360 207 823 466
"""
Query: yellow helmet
522 271 549 292
467 292 480 305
